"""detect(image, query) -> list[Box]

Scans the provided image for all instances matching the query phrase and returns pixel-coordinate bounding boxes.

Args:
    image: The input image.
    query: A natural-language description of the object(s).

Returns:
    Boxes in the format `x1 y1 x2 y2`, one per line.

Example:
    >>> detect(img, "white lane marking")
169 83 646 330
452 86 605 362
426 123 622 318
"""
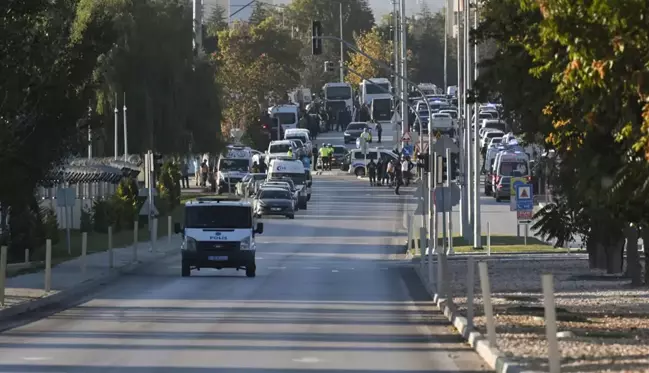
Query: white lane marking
305 266 320 270
380 267 389 270
292 357 321 363
23 357 52 361
331 269 339 273
267 266 286 270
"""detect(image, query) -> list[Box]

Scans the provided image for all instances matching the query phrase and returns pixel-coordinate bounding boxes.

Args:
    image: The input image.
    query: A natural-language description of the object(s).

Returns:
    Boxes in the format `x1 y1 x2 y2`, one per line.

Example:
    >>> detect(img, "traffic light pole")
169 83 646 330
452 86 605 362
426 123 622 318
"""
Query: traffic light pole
446 147 454 254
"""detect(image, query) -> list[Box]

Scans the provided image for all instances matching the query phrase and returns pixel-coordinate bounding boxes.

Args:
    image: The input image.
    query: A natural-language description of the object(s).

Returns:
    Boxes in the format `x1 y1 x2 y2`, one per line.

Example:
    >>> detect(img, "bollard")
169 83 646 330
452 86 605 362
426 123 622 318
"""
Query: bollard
487 222 491 256
419 227 426 263
542 274 561 373
45 239 52 292
108 226 113 269
24 249 29 264
133 220 139 262
167 215 172 245
407 216 413 251
478 261 497 347
151 218 158 252
0 246 7 306
81 232 87 274
466 257 475 331
524 224 528 246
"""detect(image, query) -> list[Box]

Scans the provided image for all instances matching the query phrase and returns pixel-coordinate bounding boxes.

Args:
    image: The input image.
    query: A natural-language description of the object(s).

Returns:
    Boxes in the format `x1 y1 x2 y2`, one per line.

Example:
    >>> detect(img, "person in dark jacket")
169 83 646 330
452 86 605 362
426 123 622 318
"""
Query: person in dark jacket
376 158 384 186
394 160 403 195
376 121 383 143
367 158 377 186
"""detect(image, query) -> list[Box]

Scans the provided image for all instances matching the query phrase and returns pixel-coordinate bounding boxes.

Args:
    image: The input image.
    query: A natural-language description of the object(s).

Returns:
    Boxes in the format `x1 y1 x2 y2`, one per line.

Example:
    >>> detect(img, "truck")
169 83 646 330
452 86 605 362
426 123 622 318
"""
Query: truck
323 82 353 114
359 78 392 106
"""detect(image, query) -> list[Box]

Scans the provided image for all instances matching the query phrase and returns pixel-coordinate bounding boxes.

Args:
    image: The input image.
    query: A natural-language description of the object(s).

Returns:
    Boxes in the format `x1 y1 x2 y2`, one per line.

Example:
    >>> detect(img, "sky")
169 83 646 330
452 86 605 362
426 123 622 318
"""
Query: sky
203 0 445 21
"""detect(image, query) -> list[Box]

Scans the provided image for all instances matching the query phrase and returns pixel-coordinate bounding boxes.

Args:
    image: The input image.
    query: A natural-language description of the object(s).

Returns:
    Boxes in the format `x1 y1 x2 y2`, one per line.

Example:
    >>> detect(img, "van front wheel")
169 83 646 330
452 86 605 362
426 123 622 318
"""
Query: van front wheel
354 167 365 177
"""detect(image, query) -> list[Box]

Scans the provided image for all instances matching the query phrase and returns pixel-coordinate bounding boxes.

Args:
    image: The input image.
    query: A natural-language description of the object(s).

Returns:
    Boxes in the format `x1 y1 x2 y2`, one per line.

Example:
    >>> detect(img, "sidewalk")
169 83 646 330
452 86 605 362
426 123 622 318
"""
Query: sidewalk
0 235 181 319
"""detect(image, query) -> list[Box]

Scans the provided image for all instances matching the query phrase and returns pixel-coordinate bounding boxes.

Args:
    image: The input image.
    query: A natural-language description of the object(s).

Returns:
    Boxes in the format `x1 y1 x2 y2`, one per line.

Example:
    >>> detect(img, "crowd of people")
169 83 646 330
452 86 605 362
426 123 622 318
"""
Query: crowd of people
366 155 415 195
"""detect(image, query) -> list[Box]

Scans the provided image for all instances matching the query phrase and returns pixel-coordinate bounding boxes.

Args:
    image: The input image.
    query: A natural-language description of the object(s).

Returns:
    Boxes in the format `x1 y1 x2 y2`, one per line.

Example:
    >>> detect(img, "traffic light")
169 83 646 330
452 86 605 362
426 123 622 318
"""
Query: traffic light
323 61 335 73
312 21 322 55
417 152 430 173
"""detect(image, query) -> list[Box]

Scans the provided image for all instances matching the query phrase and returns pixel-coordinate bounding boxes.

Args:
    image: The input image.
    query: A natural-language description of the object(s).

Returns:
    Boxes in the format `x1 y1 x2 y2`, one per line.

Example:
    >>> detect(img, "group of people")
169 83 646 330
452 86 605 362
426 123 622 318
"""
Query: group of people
366 156 415 195
314 143 335 171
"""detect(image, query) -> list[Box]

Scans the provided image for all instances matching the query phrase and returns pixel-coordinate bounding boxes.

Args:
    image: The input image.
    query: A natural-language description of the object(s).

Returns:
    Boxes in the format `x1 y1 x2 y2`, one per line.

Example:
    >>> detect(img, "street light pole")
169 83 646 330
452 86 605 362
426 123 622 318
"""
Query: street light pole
464 0 472 230
392 0 401 150
399 0 409 149
339 2 344 82
472 0 482 249
123 92 128 160
114 94 119 160
456 0 468 238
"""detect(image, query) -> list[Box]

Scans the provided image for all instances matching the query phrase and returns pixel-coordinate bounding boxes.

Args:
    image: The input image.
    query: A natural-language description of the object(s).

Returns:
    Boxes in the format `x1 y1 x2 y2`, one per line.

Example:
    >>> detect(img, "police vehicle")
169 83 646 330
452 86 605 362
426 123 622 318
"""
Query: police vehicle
175 196 263 278
216 145 252 194
267 159 309 208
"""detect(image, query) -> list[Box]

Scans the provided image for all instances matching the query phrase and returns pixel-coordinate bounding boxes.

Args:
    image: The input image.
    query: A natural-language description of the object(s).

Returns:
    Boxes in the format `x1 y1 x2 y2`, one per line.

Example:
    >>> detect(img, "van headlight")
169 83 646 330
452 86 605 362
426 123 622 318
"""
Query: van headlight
182 237 197 251
240 236 252 251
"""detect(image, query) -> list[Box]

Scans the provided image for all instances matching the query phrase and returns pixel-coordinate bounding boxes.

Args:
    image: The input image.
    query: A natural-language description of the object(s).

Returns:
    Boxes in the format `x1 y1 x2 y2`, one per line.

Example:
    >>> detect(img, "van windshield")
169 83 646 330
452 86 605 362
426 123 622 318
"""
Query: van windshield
286 135 307 143
219 158 249 172
185 206 252 229
274 113 296 125
271 172 306 185
499 161 529 176
269 144 291 153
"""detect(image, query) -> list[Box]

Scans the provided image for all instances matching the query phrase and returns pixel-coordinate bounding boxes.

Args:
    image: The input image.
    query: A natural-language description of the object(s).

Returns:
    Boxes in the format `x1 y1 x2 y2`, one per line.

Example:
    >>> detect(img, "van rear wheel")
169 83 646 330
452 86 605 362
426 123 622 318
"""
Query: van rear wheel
355 167 365 177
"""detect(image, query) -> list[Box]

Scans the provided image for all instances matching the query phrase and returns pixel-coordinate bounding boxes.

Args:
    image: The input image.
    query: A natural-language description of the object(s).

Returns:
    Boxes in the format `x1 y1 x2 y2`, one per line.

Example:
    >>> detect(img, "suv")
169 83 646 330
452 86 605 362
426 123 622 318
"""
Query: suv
174 197 264 278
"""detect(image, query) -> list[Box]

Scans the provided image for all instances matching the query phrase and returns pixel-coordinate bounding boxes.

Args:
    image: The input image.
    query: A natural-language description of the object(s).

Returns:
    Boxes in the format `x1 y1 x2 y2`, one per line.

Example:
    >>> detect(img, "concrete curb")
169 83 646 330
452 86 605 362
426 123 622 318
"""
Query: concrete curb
0 247 180 320
413 264 524 373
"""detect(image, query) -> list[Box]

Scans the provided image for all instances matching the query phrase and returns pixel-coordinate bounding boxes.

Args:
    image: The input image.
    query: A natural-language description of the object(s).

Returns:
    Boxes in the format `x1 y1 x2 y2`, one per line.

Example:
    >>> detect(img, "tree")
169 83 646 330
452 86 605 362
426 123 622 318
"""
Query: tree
92 0 222 155
474 0 649 283
215 19 303 143
345 27 393 86
203 4 228 54
0 0 117 255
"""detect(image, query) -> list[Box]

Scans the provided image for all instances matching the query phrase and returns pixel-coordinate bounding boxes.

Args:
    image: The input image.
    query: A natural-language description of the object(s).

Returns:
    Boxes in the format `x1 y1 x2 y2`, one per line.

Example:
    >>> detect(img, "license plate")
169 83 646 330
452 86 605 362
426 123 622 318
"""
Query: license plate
271 207 281 211
208 256 228 261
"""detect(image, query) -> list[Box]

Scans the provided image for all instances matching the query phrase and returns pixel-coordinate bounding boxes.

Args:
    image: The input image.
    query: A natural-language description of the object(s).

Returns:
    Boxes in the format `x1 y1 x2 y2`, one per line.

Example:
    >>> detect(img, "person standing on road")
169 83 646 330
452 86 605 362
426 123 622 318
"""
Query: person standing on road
200 159 208 187
194 157 200 186
394 160 403 195
376 158 384 186
180 160 190 188
376 122 383 143
319 145 328 171
367 158 377 186
312 144 319 171
259 158 267 173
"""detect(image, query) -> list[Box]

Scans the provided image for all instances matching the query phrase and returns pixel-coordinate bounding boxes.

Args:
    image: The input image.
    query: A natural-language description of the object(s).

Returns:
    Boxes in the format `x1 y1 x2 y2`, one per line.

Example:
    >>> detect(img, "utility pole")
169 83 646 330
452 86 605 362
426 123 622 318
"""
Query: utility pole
455 0 468 238
339 2 344 82
123 92 128 160
399 0 409 148
114 94 119 160
193 0 203 51
472 0 482 249
392 0 401 150
87 106 93 159
443 0 449 93
464 0 472 231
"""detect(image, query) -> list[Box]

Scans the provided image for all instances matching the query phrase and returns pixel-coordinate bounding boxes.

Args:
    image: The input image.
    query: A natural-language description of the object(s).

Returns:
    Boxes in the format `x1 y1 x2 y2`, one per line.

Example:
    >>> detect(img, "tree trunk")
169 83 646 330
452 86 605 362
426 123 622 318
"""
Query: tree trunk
605 235 625 274
586 234 598 269
624 224 642 285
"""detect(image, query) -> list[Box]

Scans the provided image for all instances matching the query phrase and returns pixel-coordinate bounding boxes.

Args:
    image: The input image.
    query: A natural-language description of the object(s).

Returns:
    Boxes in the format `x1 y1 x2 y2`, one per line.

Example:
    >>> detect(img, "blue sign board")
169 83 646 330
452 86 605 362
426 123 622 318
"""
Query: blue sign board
515 184 534 211
402 144 413 157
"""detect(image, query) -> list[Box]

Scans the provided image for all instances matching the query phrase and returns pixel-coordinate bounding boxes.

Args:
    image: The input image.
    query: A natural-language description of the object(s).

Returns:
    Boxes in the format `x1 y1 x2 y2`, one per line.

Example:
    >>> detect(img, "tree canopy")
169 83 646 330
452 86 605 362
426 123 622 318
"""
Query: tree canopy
345 27 393 86
474 0 649 283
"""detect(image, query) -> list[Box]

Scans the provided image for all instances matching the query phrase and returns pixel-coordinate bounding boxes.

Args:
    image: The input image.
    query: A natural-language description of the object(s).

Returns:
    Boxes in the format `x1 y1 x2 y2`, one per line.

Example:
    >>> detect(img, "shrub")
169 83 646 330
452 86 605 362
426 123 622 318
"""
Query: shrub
157 160 181 214
92 199 117 233
42 208 60 244
114 177 139 229
80 207 93 232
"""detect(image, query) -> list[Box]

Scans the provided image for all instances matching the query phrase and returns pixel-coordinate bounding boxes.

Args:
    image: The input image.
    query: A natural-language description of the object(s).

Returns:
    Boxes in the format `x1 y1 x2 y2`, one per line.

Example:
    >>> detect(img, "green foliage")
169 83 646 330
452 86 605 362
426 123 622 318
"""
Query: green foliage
157 161 181 215
92 199 116 234
42 208 60 245
113 177 139 230
80 207 93 233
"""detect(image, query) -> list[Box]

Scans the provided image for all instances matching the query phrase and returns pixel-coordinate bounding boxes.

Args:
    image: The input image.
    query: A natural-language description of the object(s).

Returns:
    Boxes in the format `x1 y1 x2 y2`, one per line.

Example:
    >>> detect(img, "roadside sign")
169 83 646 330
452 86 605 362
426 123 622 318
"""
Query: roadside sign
510 176 528 211
517 210 533 223
401 132 412 143
402 144 413 157
515 184 534 211
56 188 76 207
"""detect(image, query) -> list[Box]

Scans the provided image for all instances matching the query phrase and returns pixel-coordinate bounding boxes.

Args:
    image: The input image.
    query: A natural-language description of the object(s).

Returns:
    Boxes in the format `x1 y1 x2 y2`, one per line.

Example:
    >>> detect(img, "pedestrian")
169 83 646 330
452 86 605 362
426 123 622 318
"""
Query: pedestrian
376 158 384 186
376 121 383 143
194 157 200 186
394 160 403 195
367 158 377 186
200 159 208 187
181 160 190 188
386 159 395 186
312 144 319 171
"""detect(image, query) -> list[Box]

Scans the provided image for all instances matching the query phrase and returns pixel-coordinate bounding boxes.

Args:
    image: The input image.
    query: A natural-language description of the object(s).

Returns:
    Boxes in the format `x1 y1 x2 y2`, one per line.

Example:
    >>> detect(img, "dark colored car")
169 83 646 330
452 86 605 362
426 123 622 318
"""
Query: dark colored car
254 187 295 219
331 145 348 166
343 122 372 144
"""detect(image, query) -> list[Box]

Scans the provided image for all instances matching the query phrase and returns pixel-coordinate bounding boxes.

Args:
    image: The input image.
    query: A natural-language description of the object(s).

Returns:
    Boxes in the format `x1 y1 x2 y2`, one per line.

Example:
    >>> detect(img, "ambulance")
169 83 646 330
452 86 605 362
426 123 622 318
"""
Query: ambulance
490 150 531 202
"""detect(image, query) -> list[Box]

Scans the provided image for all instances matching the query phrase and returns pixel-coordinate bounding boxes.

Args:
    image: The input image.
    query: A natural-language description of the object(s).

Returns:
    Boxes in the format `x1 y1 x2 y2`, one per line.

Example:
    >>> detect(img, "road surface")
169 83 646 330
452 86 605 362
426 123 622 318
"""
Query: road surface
0 167 489 372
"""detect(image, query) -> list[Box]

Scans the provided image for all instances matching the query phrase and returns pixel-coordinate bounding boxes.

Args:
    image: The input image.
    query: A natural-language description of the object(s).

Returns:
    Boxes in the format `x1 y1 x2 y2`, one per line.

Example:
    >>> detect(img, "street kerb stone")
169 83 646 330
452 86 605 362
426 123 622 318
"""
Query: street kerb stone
413 264 523 373
0 236 181 320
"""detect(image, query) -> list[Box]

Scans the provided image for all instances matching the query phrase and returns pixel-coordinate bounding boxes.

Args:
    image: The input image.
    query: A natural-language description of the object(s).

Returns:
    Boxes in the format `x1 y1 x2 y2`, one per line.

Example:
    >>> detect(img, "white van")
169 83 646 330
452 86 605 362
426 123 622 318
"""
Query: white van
269 105 299 131
268 159 309 209
284 128 312 154
216 146 252 194
491 150 530 201
341 148 399 177
176 197 264 278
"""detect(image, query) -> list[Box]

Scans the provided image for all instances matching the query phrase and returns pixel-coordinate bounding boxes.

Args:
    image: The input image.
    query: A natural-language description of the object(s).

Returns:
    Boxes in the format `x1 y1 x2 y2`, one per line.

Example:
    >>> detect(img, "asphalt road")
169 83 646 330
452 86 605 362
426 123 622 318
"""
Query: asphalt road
0 169 489 372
